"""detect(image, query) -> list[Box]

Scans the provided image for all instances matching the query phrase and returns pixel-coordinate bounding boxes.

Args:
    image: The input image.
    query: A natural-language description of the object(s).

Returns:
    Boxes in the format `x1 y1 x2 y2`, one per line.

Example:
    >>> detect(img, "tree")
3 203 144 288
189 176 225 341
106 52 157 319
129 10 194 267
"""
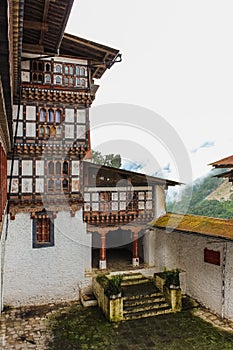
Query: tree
91 150 122 169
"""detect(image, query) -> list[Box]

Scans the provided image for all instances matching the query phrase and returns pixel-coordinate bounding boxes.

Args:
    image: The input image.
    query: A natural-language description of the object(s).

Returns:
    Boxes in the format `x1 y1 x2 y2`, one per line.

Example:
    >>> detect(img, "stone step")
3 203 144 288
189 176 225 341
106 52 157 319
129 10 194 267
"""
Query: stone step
123 300 170 314
121 277 150 286
124 307 173 320
123 291 162 300
121 273 145 281
122 281 160 298
123 295 166 307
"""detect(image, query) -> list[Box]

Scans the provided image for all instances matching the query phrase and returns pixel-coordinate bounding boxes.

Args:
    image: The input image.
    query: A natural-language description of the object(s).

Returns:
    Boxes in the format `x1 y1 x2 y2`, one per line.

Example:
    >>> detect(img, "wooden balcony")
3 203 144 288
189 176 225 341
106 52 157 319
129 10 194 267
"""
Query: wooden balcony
83 209 154 226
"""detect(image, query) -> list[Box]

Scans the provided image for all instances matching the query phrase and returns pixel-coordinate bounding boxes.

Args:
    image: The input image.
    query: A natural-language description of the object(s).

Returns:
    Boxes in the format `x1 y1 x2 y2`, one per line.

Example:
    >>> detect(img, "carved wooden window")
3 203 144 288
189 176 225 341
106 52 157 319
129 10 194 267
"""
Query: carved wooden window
99 192 111 212
32 210 54 248
31 60 88 88
127 191 138 211
31 61 44 83
38 107 63 138
46 161 70 192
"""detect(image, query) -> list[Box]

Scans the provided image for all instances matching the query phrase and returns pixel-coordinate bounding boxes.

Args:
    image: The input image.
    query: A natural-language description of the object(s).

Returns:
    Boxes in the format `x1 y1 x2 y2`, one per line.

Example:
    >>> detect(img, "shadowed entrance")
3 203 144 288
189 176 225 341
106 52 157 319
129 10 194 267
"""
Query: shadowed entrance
92 228 144 271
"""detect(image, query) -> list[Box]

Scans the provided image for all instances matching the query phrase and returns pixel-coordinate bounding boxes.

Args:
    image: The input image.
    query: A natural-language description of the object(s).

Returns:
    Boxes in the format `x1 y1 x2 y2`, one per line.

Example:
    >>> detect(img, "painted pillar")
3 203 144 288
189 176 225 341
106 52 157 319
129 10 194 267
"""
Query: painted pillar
99 231 107 269
133 230 139 266
130 227 143 267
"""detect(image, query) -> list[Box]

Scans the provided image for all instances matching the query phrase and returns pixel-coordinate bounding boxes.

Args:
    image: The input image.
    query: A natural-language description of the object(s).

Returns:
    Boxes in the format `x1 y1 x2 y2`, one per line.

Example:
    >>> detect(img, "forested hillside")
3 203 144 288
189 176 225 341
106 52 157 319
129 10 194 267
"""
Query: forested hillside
166 170 233 219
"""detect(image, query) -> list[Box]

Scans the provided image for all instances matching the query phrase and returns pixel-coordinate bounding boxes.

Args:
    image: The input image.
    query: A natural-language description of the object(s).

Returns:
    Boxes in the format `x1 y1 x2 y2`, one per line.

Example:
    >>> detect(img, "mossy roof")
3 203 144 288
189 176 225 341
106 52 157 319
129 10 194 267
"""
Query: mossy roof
149 213 233 241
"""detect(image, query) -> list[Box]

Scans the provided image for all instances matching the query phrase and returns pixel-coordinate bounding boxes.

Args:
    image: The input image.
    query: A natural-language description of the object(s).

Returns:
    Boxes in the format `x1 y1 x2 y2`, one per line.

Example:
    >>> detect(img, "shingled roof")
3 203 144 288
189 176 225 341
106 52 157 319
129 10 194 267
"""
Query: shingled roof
209 155 233 168
149 213 233 241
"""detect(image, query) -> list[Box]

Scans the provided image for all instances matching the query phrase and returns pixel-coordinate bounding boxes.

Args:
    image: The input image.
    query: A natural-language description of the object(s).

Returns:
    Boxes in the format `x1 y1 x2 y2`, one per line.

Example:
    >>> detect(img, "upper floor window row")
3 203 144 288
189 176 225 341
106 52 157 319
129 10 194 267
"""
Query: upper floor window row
39 108 63 124
31 60 88 88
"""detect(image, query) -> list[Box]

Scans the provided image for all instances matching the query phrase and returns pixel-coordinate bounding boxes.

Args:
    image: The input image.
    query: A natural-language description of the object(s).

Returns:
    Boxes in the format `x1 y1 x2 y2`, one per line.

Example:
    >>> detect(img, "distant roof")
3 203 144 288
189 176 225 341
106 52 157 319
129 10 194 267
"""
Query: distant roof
213 169 233 180
209 155 233 168
82 162 181 188
149 213 233 241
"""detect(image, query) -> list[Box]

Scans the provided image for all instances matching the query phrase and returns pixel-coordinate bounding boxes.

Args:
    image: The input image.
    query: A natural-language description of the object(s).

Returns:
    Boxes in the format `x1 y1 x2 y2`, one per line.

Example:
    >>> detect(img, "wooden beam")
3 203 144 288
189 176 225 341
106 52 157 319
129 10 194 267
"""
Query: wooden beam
39 0 51 45
22 43 44 53
24 20 48 32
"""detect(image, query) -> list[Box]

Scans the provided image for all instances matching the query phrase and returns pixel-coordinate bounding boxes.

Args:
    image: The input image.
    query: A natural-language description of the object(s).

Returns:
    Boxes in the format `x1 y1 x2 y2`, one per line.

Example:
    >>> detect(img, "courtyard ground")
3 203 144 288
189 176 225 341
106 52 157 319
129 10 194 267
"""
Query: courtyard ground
1 301 233 349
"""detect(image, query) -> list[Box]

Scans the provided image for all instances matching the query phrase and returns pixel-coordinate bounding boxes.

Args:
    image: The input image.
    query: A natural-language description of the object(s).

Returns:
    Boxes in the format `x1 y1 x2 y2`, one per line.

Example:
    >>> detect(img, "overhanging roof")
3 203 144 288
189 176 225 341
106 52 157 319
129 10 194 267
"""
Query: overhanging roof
22 0 74 54
83 162 181 188
60 33 120 79
149 213 233 241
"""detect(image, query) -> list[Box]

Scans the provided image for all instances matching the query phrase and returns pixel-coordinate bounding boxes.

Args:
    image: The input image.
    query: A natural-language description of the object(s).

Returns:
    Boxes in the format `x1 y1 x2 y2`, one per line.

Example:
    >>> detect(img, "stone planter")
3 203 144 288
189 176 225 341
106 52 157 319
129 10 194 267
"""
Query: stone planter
154 272 182 312
93 277 124 322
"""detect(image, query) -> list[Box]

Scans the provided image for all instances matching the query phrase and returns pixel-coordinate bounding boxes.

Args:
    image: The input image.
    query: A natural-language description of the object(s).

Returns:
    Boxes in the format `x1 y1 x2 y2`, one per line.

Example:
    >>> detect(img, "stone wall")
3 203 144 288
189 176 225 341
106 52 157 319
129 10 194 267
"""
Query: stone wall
3 209 92 306
153 228 233 320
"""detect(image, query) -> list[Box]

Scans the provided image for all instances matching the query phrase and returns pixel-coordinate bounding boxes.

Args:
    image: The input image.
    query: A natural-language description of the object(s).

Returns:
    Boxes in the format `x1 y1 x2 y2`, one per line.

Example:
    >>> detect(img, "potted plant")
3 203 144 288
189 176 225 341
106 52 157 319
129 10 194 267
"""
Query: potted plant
163 268 180 289
105 275 123 299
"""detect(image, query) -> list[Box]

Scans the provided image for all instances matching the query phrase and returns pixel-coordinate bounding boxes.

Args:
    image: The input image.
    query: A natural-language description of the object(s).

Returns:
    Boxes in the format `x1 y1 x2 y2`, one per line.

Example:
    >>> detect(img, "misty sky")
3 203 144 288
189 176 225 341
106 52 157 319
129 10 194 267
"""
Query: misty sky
67 0 233 183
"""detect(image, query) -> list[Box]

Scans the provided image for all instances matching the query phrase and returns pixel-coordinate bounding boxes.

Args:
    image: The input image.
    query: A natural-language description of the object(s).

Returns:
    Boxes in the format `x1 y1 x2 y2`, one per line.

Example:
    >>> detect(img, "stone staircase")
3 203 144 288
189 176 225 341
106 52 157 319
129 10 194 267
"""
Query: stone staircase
121 273 172 320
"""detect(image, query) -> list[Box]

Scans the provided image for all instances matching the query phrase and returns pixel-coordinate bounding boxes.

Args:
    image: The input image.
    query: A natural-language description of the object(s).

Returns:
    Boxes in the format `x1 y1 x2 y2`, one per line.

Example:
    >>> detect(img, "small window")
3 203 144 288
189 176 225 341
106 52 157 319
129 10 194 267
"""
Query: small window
38 74 43 83
32 211 54 248
48 161 54 175
81 79 85 87
56 126 62 136
56 179 61 191
48 109 54 123
38 62 43 71
77 78 81 86
48 179 54 191
45 74 51 83
55 76 61 84
40 108 46 122
80 67 85 76
32 73 37 81
56 162 61 175
56 65 62 73
70 77 74 86
63 179 68 190
32 62 37 70
39 126 44 137
55 109 61 123
45 126 50 137
70 66 74 75
64 77 69 85
76 66 80 75
46 63 51 72
64 66 69 75
63 161 69 175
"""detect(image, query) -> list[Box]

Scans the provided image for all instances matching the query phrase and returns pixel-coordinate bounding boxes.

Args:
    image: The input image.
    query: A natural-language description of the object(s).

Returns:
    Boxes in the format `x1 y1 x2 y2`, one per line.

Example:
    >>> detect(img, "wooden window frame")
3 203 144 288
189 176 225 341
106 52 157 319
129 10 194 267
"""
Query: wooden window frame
32 212 54 248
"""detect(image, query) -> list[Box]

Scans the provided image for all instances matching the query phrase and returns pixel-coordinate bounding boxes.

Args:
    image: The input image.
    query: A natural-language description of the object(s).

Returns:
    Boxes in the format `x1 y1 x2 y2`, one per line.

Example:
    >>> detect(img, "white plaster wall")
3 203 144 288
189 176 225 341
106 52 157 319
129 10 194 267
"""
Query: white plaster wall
4 210 92 307
224 243 233 320
153 229 226 318
154 185 166 218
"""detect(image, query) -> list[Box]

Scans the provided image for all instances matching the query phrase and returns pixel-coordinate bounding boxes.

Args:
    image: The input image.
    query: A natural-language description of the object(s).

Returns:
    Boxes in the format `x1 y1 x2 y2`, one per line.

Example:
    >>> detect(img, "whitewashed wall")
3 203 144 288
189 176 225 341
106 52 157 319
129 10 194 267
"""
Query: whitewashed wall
153 228 233 320
3 210 92 306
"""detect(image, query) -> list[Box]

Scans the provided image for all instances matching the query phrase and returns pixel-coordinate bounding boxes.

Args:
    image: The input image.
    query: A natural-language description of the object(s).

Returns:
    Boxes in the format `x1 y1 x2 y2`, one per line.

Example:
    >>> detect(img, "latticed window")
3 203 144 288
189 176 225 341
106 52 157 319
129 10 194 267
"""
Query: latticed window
38 107 63 138
32 210 54 248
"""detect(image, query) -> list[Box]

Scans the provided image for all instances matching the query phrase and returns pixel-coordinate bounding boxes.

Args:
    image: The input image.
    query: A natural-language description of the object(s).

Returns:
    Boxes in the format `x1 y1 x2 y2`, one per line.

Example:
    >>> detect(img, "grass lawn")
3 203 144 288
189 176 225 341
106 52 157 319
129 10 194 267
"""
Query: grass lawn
47 304 233 350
